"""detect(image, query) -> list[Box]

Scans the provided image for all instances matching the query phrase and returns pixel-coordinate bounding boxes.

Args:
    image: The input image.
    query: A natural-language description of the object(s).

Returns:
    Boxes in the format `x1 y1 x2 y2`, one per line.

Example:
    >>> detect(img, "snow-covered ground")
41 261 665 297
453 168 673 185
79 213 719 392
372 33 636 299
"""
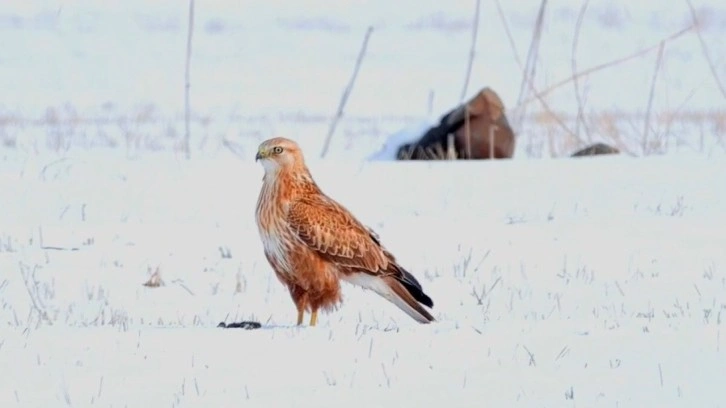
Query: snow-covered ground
1 152 726 407
1 0 726 407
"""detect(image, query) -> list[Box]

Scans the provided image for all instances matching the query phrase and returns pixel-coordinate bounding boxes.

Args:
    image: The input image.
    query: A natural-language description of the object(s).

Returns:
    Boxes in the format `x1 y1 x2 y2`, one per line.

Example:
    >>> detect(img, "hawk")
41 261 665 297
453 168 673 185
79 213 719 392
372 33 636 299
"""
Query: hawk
254 137 435 326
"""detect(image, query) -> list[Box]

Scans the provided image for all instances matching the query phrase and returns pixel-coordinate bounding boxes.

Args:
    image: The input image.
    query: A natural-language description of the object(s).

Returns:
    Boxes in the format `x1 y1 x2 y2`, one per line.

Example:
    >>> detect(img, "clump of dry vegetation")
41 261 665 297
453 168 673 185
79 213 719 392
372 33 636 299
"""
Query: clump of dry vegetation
143 266 165 288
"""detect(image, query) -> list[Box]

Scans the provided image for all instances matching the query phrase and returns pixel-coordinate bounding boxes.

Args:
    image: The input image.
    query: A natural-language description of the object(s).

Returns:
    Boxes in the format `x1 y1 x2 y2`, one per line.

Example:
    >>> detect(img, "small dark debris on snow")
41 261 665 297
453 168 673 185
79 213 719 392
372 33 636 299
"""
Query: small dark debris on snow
218 321 262 330
570 142 620 157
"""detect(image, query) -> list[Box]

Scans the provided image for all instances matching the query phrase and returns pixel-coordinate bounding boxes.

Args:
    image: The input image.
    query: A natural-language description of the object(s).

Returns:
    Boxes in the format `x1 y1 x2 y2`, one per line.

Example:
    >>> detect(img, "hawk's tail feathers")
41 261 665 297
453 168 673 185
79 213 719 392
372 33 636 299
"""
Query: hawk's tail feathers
342 273 435 324
397 268 434 308
383 276 435 324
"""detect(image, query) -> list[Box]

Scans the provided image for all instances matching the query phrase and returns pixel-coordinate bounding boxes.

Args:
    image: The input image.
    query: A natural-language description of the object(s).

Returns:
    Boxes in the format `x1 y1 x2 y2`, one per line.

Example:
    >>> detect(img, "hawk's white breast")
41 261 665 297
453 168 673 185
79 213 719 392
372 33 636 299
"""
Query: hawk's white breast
260 228 292 275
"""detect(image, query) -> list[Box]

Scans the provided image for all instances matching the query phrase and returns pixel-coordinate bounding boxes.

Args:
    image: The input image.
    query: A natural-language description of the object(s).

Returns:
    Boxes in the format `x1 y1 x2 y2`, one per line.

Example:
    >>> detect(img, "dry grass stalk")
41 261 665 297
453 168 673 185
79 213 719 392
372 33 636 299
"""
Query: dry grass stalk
497 0 577 148
460 0 482 157
571 0 591 143
235 269 246 294
460 0 482 103
397 134 458 161
513 0 548 128
685 0 726 99
464 104 472 158
519 24 694 107
493 0 523 69
320 26 374 158
643 41 666 153
183 0 195 160
492 16 697 158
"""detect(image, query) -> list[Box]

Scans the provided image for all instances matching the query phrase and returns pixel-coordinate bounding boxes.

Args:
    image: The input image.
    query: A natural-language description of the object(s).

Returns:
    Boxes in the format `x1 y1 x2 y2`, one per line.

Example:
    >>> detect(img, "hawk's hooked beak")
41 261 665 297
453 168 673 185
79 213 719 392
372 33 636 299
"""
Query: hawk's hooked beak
255 148 267 161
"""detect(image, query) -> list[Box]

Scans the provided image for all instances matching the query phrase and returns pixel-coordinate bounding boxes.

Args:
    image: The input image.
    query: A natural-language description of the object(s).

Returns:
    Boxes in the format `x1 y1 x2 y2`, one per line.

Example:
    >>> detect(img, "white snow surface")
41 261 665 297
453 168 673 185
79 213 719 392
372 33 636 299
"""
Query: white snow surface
1 0 726 407
366 119 435 161
1 151 726 407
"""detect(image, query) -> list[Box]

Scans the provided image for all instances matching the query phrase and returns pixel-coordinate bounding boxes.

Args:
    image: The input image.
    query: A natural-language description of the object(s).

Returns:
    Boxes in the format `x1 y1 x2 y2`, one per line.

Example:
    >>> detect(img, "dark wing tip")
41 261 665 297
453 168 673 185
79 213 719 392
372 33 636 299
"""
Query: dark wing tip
397 268 434 308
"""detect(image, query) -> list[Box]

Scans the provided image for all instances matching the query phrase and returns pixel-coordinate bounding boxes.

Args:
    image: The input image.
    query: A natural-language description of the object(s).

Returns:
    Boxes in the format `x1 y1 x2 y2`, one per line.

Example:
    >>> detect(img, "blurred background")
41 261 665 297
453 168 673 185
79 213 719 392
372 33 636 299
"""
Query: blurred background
1 0 724 161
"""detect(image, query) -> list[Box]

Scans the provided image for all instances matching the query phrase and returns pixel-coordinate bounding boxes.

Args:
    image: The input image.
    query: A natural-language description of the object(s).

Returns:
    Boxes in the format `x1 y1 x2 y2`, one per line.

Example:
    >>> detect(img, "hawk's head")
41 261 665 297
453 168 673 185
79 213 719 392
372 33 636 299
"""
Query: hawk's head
255 137 304 173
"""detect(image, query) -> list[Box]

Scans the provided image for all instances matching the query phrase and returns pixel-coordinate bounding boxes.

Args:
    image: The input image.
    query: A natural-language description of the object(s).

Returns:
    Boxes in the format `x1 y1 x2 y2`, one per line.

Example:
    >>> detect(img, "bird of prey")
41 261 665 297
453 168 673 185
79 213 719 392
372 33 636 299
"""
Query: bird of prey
254 137 435 326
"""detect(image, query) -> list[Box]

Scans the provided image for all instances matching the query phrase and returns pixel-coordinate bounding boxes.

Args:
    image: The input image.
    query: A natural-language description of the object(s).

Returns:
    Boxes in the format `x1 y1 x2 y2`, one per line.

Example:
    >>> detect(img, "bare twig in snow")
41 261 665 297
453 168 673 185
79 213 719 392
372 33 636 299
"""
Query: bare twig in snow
381 363 391 388
184 0 195 159
522 345 536 366
460 0 482 102
459 0 482 158
171 279 196 296
508 0 576 148
513 0 548 127
685 0 726 98
519 25 694 107
571 0 591 142
471 276 501 305
320 26 374 158
222 138 245 159
18 263 52 325
643 41 666 153
235 269 246 294
526 79 577 144
493 0 523 69
426 89 435 117
464 102 472 158
97 376 104 399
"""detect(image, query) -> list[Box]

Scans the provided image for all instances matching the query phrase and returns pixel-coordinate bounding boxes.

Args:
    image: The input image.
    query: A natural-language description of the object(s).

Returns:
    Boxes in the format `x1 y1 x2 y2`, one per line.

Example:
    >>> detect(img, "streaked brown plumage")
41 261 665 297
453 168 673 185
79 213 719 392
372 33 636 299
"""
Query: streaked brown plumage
254 137 435 326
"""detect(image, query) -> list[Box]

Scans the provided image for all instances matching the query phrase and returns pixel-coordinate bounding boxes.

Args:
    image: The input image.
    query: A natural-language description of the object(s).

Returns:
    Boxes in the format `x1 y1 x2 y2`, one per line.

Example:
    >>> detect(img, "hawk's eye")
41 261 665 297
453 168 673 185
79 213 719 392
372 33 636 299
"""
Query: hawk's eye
272 146 283 154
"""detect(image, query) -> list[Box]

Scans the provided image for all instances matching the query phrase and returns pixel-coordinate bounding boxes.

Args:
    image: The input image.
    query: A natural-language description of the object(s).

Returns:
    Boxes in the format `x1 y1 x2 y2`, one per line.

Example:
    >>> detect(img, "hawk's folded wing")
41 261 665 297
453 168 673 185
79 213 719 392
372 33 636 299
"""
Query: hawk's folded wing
286 195 390 273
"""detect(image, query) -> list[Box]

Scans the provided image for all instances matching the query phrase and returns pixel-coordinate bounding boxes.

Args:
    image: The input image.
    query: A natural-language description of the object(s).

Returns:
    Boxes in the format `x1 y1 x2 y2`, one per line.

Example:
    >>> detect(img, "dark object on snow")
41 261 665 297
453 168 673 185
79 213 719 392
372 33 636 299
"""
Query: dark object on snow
218 321 262 329
397 87 516 160
570 143 620 157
